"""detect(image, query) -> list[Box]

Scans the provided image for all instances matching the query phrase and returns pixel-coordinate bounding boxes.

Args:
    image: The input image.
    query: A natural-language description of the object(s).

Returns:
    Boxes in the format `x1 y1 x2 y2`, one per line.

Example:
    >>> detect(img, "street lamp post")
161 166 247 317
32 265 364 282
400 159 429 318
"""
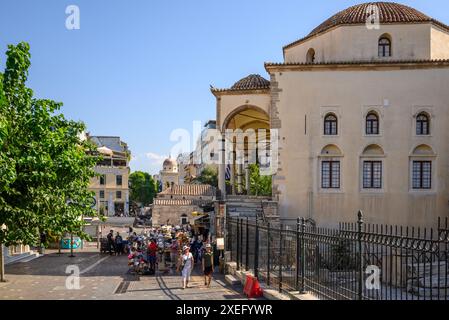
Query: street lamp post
1 224 7 282
69 233 75 258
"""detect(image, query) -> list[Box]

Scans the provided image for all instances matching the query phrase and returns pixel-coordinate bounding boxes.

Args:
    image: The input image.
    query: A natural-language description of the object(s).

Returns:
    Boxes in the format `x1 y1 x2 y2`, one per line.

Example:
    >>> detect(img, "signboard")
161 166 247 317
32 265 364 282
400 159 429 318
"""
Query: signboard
216 237 225 250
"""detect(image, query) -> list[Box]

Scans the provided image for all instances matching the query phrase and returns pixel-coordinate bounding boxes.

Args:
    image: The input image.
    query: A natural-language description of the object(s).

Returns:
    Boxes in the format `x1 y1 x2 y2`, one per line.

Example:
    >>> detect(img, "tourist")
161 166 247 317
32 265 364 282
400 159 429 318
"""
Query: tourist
115 232 123 255
170 239 179 269
179 245 194 289
202 243 214 288
107 230 115 255
147 238 158 272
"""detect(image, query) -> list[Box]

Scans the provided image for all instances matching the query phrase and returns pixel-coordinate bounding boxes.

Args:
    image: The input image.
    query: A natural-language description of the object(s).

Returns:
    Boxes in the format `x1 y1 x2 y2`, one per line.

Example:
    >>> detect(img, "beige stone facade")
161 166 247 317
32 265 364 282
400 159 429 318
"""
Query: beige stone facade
88 135 130 217
151 185 216 226
211 2 449 228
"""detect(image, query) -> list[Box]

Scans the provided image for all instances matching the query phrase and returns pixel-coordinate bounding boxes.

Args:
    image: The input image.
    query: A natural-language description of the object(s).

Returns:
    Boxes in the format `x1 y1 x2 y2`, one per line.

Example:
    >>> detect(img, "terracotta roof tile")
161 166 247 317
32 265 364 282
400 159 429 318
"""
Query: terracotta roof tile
153 199 204 206
159 184 216 197
211 74 270 93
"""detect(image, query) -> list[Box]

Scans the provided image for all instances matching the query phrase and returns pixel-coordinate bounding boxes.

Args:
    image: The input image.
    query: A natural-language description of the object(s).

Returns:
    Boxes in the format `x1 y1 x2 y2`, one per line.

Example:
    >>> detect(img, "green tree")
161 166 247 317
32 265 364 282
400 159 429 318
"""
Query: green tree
248 164 272 196
194 165 218 187
0 43 98 281
129 171 157 207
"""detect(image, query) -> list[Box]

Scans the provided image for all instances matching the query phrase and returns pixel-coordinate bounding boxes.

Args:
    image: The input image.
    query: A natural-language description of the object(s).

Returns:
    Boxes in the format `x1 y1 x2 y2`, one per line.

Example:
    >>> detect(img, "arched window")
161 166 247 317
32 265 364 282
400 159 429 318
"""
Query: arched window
361 145 385 189
378 36 391 57
411 145 435 190
366 112 379 135
324 113 338 135
306 48 316 63
416 113 430 135
320 145 343 190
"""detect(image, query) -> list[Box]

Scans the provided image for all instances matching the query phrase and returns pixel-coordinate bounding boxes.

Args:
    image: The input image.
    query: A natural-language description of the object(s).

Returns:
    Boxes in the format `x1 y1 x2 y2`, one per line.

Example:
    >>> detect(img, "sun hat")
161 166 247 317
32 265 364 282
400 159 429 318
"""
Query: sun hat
206 243 211 248
183 245 189 251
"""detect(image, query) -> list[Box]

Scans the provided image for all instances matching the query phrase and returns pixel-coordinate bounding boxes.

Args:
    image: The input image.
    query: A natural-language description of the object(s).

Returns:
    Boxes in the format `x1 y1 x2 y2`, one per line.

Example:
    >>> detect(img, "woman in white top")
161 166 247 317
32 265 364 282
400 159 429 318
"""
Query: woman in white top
179 245 194 289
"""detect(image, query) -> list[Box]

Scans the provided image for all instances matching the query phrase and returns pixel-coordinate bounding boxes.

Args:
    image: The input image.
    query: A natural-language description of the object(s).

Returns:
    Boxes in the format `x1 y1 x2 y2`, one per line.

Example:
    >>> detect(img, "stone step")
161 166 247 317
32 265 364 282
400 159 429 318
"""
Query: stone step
227 203 263 208
18 252 40 263
225 274 241 286
5 252 36 265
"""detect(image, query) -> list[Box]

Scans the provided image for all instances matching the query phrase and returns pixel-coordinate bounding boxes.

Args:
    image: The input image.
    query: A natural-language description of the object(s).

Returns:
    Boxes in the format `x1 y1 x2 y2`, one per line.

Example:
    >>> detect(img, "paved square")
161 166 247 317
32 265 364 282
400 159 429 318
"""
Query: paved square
0 249 255 300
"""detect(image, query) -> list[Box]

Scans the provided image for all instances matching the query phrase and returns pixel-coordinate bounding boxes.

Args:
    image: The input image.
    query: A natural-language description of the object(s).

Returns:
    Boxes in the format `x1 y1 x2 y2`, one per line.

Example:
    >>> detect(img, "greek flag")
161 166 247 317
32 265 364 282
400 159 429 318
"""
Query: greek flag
225 164 231 180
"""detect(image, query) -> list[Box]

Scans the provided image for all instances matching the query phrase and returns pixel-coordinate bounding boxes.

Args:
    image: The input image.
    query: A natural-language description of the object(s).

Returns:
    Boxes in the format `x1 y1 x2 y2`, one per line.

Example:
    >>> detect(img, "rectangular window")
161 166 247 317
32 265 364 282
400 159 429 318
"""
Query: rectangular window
99 190 105 199
412 161 432 189
100 175 106 185
363 161 382 189
116 175 123 186
321 161 340 189
116 191 122 199
324 121 337 135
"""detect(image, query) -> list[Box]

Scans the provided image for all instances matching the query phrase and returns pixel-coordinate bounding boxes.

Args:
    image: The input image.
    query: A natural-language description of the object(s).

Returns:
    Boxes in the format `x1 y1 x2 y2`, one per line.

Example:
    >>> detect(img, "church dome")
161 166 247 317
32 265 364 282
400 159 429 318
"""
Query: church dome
231 74 270 90
163 158 177 172
284 2 449 49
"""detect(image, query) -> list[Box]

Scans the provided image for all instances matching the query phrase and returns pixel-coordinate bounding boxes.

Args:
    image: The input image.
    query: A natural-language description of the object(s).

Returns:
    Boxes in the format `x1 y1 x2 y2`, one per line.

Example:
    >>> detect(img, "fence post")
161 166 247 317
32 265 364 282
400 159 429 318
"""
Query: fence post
236 218 240 271
357 210 364 300
254 217 259 280
279 223 283 293
301 217 306 294
296 218 300 291
245 217 249 271
267 221 271 286
240 218 243 270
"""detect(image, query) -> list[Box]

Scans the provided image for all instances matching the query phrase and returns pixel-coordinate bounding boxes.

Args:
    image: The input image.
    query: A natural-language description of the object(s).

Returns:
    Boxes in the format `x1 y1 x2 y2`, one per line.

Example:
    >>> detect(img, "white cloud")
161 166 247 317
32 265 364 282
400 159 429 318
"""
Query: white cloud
145 152 167 165
129 152 167 175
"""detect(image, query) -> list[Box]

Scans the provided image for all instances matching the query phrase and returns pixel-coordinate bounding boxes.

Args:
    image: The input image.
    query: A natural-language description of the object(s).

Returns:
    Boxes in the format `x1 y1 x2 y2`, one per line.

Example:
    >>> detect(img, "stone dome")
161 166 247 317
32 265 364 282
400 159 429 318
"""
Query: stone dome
309 2 432 38
284 2 449 49
163 158 177 171
230 74 270 90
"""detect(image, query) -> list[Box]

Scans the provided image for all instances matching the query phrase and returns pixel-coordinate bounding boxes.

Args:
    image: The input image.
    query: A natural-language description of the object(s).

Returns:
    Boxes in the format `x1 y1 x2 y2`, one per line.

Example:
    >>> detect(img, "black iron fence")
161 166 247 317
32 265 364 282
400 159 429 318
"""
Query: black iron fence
226 212 449 300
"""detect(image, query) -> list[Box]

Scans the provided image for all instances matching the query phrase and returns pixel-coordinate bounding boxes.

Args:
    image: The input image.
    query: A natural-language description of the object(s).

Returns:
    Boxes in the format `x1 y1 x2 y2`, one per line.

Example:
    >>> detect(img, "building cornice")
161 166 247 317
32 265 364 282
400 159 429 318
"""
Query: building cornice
265 59 449 72
210 88 270 97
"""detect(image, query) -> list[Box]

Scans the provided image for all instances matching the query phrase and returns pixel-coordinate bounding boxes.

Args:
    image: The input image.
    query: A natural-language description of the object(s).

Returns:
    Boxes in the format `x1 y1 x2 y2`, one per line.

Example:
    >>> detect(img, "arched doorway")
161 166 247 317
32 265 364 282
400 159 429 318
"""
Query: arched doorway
221 106 271 196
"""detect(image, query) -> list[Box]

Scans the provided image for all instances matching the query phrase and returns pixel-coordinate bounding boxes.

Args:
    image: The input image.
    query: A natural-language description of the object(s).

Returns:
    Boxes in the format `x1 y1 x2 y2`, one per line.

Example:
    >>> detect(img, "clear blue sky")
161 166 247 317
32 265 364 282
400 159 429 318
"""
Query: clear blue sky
1 0 448 174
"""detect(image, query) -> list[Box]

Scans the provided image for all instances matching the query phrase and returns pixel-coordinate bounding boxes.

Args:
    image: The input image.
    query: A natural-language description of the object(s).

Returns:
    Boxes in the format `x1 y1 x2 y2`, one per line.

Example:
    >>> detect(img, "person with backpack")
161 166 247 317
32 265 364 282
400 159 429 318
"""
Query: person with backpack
202 243 214 288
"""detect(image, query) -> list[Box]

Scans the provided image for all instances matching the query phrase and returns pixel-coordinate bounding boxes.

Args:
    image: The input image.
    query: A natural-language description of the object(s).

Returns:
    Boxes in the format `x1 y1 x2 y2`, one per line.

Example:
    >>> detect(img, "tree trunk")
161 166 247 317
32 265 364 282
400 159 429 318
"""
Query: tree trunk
0 243 6 282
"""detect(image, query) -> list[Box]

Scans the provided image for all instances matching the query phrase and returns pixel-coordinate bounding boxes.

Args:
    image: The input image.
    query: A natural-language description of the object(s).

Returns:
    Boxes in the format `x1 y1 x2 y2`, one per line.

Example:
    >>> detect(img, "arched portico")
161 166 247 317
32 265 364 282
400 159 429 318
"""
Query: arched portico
218 105 270 197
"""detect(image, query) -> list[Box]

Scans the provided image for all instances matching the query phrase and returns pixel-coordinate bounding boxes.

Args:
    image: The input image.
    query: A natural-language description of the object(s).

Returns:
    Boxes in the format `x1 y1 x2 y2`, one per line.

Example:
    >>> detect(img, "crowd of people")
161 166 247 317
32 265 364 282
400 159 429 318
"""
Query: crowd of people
105 225 215 289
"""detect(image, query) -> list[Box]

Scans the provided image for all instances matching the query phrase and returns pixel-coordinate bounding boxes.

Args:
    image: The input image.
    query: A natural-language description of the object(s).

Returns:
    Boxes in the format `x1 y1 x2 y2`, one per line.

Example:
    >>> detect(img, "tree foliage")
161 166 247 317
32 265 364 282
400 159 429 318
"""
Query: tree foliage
249 164 272 196
0 42 98 248
129 171 157 206
194 165 218 188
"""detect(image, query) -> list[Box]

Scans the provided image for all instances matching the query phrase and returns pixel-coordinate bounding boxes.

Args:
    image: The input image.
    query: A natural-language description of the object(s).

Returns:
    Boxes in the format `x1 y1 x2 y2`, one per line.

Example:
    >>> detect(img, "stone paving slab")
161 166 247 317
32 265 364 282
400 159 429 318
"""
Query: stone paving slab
0 250 257 300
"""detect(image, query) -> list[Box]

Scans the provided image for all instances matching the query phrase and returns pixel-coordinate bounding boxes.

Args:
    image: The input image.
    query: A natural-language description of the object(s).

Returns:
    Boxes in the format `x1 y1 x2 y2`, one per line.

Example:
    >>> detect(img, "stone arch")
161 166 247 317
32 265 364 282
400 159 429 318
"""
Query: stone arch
362 144 385 156
222 104 270 132
321 144 343 156
411 144 435 156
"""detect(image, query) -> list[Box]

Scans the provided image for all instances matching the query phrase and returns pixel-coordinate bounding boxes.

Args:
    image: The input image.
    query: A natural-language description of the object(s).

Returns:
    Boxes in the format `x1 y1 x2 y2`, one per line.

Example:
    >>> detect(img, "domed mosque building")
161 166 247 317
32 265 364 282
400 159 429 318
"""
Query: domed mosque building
160 156 179 190
211 2 449 227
